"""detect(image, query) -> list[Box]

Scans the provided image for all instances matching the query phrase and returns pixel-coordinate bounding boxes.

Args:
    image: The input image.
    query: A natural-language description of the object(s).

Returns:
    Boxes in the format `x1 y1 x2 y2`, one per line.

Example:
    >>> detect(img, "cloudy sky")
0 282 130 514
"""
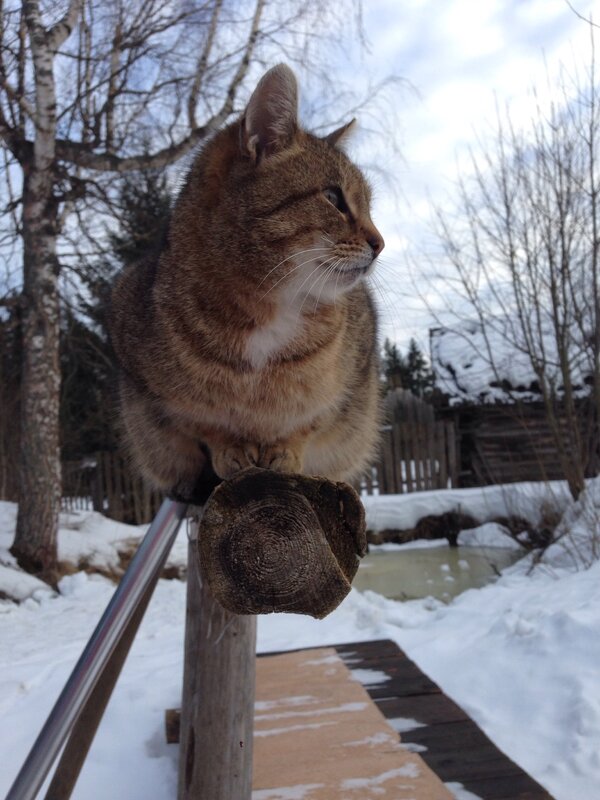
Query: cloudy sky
330 0 599 349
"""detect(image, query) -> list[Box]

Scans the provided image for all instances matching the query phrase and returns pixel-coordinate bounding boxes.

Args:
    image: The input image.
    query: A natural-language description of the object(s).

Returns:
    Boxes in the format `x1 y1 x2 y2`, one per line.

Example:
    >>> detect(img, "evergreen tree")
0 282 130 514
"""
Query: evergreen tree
61 170 173 461
405 337 434 397
382 337 434 397
382 338 404 387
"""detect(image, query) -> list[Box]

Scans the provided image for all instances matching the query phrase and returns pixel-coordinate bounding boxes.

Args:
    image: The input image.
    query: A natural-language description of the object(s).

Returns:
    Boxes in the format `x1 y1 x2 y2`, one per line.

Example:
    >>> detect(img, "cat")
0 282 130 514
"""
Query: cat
110 64 385 504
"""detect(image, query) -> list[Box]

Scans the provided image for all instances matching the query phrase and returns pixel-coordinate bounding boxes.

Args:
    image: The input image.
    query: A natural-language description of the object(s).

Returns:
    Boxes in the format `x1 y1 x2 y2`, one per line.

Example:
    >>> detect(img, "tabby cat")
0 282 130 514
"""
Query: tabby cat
110 64 384 504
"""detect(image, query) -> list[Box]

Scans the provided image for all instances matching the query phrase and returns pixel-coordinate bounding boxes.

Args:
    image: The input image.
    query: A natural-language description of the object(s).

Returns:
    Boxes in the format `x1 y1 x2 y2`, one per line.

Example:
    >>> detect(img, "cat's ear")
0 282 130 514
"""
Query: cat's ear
325 119 356 149
241 64 298 164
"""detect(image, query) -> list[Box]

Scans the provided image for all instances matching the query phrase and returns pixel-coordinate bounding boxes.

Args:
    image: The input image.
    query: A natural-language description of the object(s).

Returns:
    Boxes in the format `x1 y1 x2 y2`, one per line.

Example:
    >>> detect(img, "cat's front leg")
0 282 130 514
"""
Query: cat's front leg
209 439 304 479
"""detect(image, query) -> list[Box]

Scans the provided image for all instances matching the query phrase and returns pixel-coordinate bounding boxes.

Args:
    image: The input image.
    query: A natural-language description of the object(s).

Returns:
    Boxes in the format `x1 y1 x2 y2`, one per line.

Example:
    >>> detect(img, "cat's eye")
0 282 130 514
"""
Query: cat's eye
323 186 349 214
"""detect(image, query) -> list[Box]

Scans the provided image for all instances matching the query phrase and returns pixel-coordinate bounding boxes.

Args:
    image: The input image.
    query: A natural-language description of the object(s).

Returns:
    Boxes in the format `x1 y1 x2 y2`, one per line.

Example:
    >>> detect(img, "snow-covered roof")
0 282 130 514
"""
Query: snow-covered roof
431 319 594 405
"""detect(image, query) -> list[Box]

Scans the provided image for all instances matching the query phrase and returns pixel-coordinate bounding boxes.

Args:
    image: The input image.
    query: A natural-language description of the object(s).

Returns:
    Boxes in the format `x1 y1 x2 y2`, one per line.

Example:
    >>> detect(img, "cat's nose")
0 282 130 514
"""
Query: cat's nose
367 230 384 257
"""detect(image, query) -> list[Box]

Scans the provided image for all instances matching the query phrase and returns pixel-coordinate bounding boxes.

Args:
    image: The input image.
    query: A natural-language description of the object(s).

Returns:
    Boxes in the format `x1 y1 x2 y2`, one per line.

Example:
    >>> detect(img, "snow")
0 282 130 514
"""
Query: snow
457 522 523 550
0 501 190 581
1 479 599 800
363 479 572 531
341 763 421 790
542 474 600 570
0 563 53 602
445 784 483 800
252 786 324 800
430 319 594 404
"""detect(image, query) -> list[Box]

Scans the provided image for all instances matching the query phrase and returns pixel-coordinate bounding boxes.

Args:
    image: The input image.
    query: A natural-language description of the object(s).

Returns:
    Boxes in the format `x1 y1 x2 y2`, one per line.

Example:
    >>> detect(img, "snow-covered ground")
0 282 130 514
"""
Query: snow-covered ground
1 480 599 800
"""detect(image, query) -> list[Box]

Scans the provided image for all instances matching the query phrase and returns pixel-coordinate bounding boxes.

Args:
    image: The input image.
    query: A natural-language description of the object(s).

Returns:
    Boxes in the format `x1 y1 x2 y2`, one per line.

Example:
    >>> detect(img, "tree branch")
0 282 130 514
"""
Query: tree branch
47 0 83 52
187 0 224 129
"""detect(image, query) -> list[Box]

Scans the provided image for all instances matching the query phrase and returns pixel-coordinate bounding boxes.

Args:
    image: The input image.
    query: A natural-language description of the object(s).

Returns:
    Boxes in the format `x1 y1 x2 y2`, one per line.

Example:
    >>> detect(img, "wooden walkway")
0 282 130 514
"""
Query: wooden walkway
168 638 554 799
327 639 553 800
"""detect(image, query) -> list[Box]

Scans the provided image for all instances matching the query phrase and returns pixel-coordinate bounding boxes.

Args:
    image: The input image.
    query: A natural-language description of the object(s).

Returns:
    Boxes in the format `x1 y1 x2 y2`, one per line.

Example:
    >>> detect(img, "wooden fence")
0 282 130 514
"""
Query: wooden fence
361 418 458 495
62 452 163 525
61 393 457 513
359 389 459 495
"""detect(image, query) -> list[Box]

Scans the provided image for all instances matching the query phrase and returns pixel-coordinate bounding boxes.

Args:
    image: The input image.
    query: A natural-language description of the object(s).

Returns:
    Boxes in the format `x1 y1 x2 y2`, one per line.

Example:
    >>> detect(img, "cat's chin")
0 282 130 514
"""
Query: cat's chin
320 262 373 299
304 272 365 306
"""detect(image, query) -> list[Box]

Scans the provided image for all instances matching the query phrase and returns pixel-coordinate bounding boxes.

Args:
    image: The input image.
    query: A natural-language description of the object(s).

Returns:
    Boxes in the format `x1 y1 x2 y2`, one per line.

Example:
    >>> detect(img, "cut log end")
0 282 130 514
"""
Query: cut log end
198 468 367 619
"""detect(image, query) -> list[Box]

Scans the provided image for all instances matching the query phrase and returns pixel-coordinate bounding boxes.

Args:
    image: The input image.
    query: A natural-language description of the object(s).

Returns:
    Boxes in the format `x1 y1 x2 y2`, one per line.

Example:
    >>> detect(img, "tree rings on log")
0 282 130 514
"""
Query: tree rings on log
198 468 367 619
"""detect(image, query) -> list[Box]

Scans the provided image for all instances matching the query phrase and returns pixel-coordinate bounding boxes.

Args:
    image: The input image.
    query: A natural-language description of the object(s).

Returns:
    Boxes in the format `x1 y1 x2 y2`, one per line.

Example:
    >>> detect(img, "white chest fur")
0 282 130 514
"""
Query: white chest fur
245 302 303 369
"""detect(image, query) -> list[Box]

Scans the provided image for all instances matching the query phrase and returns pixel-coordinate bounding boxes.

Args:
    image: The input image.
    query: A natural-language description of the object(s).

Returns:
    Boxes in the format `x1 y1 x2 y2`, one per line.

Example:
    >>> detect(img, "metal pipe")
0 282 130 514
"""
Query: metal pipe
5 498 188 800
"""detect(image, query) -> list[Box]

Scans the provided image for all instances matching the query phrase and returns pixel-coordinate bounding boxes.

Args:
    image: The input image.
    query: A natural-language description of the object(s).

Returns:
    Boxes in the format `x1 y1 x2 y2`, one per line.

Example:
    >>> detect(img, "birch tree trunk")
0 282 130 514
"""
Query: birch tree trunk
10 0 81 575
12 176 62 574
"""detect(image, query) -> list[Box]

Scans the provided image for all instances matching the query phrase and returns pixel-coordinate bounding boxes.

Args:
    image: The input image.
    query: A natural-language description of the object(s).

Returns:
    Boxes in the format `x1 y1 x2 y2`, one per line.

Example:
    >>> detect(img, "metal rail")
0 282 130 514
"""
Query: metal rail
5 498 188 800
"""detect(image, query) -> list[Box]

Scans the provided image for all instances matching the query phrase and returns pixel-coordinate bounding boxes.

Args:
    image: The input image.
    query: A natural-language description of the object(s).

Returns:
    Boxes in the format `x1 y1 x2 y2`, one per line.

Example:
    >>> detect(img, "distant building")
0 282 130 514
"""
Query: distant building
430 320 594 407
429 322 598 487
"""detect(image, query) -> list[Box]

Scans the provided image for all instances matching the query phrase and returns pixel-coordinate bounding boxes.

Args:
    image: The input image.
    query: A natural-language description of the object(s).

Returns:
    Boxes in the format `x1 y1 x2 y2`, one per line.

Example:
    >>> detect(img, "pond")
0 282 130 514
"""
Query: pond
352 543 523 602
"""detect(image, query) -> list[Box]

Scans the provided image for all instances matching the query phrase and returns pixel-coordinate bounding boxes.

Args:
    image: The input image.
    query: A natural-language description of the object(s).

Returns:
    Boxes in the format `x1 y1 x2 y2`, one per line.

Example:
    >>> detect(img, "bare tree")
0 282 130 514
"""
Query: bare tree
426 55 600 500
0 0 371 575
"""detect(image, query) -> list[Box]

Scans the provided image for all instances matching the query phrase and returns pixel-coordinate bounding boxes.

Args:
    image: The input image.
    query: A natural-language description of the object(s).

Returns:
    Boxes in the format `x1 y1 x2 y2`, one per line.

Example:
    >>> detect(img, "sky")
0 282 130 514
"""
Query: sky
329 0 600 350
2 0 597 355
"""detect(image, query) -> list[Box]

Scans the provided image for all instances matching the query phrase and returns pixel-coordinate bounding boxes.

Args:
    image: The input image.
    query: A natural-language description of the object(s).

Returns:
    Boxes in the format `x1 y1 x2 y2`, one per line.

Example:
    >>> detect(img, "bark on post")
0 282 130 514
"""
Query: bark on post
178 535 256 800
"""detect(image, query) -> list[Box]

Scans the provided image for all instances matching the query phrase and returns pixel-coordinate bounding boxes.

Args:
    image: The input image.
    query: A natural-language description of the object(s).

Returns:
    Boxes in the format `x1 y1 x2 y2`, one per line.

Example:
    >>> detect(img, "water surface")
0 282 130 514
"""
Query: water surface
353 544 522 602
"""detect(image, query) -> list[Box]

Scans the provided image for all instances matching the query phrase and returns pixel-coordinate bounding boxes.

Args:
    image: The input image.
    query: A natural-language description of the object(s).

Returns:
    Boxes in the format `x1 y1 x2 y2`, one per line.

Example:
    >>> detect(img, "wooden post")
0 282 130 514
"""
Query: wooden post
177 468 366 798
178 533 256 800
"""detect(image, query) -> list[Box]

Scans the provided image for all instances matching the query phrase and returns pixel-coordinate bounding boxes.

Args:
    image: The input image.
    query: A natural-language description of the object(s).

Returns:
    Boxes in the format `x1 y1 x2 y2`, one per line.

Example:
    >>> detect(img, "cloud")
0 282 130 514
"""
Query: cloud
350 0 599 347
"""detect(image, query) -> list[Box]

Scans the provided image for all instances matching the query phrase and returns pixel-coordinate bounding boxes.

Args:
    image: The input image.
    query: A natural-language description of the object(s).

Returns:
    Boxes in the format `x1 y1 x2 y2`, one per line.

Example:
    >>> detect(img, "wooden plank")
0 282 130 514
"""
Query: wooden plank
390 422 402 494
334 640 553 800
395 424 405 494
102 452 114 519
458 772 554 800
401 424 413 492
376 693 470 726
426 418 435 490
446 420 458 487
380 428 395 495
437 421 448 490
143 478 151 523
92 453 103 512
132 474 143 526
333 638 402 662
113 454 124 522
410 424 423 492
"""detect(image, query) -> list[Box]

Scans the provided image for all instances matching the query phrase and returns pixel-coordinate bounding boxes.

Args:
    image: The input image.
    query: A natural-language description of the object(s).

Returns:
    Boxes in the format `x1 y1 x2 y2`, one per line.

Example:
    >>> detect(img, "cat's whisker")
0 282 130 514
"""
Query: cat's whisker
292 256 338 310
259 253 330 302
368 273 404 330
302 257 342 314
257 247 330 288
294 260 336 308
333 258 344 307
311 259 343 313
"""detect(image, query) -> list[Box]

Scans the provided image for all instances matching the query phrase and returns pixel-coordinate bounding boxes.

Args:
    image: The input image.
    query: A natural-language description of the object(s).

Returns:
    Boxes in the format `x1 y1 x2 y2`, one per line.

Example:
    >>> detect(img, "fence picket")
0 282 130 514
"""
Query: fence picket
359 417 458 496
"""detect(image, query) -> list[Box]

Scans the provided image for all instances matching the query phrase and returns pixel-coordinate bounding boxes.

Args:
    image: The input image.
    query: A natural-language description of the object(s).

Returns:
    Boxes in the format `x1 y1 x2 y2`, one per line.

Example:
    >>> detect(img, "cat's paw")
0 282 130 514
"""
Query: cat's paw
256 444 302 473
211 442 302 479
211 444 254 479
